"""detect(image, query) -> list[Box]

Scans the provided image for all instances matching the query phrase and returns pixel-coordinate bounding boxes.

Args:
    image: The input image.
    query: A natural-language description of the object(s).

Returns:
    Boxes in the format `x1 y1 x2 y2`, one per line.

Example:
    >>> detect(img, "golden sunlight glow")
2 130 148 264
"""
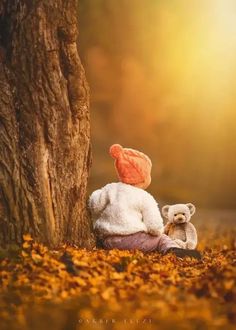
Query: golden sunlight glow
83 0 236 207
203 0 236 93
151 0 236 107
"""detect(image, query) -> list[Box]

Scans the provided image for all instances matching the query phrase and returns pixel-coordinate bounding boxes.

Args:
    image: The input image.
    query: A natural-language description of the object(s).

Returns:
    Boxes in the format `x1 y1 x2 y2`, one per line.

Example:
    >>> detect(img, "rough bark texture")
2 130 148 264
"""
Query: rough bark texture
0 0 93 248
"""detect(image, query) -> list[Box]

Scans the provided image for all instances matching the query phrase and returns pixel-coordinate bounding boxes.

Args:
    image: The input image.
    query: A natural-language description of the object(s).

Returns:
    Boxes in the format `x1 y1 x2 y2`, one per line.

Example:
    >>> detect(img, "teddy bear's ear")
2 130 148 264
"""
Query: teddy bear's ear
186 203 196 215
162 205 170 218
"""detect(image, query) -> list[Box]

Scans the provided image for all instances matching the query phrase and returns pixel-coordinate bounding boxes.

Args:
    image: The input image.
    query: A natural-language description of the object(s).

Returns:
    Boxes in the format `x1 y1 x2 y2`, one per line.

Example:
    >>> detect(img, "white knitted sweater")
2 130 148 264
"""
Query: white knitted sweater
89 182 164 238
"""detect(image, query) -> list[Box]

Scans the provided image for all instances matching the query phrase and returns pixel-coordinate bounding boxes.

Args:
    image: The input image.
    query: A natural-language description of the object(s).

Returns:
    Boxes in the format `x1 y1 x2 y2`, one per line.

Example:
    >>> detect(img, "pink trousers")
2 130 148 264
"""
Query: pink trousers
101 232 179 254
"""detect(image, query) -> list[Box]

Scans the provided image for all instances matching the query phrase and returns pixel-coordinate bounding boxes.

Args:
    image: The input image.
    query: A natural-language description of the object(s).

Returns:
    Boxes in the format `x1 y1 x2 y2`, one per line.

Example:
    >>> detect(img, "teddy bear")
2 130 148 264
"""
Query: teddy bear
161 203 198 249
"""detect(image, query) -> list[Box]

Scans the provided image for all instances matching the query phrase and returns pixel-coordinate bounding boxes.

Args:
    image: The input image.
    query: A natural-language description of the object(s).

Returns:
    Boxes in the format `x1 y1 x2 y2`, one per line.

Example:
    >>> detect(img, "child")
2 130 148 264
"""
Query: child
89 144 201 259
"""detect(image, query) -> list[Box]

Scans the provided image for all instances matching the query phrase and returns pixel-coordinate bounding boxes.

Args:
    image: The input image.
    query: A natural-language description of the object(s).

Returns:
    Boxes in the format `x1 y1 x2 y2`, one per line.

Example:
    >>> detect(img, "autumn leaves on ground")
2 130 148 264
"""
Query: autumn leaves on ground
0 212 236 330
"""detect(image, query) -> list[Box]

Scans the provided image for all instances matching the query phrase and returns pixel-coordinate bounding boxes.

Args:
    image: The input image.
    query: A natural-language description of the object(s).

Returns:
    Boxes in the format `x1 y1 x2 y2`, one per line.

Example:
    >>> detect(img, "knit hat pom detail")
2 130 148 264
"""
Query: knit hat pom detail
109 144 123 159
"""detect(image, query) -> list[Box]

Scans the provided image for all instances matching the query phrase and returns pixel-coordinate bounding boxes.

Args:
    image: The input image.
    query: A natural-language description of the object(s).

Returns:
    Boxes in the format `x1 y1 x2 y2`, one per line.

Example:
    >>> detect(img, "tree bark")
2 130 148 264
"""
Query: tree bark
0 0 93 248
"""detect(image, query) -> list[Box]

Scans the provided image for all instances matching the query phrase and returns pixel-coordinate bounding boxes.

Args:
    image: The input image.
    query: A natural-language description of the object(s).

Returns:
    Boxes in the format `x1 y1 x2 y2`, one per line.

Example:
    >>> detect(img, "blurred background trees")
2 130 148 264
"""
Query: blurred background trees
79 0 236 208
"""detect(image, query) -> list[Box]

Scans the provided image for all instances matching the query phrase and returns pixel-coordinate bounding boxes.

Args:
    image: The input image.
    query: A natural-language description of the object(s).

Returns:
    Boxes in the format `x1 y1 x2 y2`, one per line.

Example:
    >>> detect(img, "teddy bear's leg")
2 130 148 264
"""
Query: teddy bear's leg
186 240 197 249
174 239 186 249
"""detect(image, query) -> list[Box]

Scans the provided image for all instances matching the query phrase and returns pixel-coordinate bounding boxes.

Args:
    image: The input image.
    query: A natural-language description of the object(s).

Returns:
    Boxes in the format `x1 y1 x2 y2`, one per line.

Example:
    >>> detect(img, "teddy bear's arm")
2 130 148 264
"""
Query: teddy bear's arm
185 223 198 249
164 222 172 235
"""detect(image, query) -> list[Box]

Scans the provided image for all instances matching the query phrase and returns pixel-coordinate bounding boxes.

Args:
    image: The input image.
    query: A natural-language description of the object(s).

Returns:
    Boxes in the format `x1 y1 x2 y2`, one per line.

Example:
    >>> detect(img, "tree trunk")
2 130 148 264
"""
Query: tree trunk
0 0 93 248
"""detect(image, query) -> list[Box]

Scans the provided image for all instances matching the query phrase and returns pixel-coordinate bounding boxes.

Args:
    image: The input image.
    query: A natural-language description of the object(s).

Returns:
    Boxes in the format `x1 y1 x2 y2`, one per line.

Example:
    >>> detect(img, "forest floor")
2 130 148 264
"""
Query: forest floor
0 209 236 330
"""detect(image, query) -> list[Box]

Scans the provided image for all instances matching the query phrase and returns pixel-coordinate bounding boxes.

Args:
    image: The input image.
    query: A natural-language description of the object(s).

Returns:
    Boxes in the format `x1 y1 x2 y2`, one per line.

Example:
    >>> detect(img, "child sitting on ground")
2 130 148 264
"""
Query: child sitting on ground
89 144 201 259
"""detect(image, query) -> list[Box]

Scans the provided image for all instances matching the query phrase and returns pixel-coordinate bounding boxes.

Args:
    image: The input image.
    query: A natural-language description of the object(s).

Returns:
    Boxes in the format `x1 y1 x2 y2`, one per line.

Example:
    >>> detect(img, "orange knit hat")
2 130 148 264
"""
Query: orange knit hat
109 144 152 186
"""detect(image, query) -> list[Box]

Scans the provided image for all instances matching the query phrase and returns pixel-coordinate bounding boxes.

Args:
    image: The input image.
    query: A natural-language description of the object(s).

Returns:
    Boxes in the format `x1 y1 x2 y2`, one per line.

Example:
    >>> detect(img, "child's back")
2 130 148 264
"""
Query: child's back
89 182 163 238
